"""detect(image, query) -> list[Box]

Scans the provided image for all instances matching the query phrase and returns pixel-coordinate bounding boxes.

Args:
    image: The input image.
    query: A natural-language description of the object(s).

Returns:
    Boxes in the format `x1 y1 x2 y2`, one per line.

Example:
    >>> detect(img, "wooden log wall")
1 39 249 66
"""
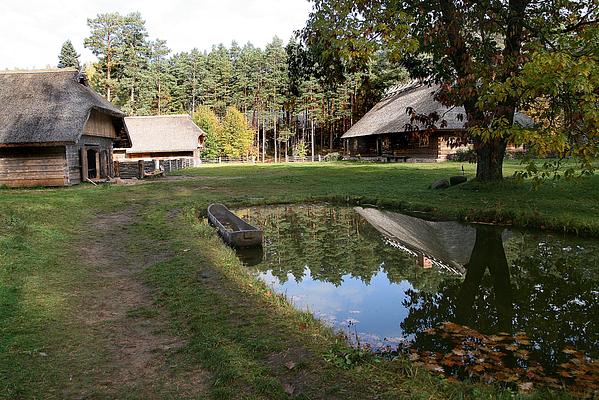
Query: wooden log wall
0 146 67 187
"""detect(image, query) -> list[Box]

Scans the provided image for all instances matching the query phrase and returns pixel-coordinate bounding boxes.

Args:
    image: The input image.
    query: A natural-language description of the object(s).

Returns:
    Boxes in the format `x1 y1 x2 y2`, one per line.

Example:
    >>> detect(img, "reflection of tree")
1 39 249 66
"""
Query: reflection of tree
238 206 448 291
456 226 513 333
400 226 599 372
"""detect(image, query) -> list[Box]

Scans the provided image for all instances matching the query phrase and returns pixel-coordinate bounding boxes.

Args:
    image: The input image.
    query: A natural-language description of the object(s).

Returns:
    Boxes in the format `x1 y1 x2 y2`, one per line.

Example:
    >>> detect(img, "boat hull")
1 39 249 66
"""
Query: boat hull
208 203 263 248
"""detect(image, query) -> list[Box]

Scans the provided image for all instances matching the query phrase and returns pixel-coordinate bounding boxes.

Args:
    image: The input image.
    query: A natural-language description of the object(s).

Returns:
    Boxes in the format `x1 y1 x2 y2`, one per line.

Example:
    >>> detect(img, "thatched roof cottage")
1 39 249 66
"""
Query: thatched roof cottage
0 69 131 187
342 81 531 162
115 115 205 164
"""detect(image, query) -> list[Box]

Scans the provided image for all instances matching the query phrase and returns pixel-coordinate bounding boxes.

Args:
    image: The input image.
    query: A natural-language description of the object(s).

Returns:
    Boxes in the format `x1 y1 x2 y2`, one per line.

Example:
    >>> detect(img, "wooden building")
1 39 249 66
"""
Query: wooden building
0 69 131 187
342 81 531 162
115 115 205 165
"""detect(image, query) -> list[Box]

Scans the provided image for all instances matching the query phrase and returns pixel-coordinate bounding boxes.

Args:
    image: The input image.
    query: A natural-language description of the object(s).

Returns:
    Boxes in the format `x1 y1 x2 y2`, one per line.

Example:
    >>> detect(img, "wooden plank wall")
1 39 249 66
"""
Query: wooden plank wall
65 144 81 185
0 146 67 187
83 110 116 139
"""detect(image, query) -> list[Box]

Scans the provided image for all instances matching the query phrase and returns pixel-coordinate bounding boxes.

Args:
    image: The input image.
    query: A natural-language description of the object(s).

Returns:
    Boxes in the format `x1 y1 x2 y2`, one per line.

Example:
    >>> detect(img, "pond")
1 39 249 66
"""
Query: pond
234 204 598 393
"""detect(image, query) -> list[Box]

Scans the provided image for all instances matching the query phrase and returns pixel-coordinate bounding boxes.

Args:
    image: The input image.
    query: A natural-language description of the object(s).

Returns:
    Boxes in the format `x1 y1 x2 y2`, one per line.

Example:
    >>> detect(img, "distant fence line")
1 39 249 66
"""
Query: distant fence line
114 155 331 180
114 158 195 179
200 155 326 164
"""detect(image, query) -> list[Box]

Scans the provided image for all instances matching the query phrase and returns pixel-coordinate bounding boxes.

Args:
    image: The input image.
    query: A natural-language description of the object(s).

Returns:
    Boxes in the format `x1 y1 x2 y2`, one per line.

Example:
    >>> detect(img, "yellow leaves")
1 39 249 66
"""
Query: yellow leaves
414 321 598 397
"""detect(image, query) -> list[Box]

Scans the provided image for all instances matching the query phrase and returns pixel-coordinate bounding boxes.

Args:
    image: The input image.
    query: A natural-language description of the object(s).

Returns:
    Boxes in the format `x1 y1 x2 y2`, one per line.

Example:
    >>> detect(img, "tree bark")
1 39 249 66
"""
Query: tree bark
311 118 315 162
262 115 266 163
274 112 278 163
475 138 508 182
106 41 111 102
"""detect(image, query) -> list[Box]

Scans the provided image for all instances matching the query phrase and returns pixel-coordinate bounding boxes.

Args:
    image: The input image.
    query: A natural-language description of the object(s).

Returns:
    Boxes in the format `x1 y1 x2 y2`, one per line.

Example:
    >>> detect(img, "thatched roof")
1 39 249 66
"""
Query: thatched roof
124 115 205 154
0 69 130 146
342 81 533 139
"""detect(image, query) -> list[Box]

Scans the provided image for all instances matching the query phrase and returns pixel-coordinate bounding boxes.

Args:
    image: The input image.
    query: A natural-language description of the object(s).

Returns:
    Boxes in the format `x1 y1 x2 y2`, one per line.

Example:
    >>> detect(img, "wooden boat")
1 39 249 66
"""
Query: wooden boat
207 203 263 248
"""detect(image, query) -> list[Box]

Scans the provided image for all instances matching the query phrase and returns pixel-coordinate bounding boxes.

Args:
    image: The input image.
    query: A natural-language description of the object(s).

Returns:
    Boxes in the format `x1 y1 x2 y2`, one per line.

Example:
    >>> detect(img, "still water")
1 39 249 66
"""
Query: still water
234 204 598 386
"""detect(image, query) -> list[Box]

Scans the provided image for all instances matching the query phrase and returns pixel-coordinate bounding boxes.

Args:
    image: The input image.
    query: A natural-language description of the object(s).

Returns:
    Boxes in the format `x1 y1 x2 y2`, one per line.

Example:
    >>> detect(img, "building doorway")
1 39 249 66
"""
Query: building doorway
87 148 99 179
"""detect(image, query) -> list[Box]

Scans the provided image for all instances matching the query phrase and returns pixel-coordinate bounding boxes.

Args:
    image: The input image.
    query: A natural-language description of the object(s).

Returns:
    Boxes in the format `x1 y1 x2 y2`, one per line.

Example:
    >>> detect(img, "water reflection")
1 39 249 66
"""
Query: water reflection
457 226 513 333
236 246 264 266
234 205 599 376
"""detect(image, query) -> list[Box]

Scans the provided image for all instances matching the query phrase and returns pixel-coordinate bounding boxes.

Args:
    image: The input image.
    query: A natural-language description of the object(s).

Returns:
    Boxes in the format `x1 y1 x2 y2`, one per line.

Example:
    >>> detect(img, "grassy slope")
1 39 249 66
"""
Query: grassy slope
0 161 596 399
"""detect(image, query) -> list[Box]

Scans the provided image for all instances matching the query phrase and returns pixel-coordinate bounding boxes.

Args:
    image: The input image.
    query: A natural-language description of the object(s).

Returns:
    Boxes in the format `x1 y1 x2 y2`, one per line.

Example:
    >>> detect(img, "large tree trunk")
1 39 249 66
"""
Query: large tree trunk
475 138 507 182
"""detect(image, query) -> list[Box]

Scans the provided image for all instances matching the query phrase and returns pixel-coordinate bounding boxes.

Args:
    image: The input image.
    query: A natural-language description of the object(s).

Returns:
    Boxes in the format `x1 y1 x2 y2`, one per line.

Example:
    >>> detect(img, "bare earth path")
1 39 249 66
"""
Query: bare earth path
67 209 209 399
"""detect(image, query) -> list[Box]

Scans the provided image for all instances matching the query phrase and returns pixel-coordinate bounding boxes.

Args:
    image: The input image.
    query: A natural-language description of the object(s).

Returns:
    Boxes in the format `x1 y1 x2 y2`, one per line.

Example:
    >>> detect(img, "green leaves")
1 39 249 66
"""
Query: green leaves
193 106 255 158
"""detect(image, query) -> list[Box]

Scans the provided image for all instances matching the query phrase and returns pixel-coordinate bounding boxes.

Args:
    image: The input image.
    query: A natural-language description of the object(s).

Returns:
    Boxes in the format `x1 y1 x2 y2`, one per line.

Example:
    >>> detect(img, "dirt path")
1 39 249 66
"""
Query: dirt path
70 209 209 398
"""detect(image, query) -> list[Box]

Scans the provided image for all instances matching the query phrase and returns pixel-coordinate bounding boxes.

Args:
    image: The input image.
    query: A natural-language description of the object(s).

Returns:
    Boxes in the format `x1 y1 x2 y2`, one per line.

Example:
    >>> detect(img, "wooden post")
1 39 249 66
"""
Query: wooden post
80 146 88 181
109 147 114 177
138 160 144 179
95 151 101 179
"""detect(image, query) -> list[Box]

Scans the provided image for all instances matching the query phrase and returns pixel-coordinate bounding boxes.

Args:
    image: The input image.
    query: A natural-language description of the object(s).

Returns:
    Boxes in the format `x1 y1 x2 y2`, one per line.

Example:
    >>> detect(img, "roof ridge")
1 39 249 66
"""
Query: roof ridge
125 114 191 119
383 79 426 98
0 68 78 75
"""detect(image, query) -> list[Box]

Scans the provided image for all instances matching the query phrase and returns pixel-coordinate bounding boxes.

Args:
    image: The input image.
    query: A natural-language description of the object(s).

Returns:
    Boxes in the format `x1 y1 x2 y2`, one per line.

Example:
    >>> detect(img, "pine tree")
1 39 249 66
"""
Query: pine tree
117 12 151 115
85 13 124 101
57 40 80 69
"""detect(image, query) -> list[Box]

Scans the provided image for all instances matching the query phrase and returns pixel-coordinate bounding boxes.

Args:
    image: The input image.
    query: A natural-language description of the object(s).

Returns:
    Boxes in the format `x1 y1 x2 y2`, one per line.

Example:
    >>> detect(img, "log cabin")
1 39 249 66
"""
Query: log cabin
342 81 531 162
0 69 131 187
114 115 205 166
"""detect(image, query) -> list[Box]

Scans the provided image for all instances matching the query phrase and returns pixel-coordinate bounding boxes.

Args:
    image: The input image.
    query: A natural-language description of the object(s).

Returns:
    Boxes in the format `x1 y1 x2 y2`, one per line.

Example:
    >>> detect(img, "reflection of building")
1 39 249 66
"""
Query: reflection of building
0 69 131 187
342 82 530 162
355 207 513 275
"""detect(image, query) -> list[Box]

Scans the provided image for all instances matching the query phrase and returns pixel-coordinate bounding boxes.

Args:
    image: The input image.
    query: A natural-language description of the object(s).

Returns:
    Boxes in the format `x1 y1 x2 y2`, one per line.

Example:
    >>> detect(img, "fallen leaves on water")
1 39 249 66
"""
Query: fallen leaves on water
406 321 599 398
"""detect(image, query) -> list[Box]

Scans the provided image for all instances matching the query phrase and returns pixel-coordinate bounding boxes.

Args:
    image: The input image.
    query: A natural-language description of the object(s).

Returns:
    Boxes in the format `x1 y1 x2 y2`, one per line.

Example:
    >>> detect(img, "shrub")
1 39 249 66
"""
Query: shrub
448 148 476 162
292 140 308 158
324 152 343 161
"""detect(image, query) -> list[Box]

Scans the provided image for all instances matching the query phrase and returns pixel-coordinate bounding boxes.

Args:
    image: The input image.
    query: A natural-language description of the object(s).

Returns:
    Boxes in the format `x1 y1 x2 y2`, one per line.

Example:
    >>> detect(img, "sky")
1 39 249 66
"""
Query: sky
0 0 313 70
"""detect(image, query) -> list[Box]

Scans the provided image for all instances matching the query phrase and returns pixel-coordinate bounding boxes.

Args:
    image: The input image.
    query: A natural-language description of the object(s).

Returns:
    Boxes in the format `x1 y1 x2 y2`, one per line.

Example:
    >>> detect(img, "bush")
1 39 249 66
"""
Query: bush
292 140 308 158
324 152 343 161
448 148 476 162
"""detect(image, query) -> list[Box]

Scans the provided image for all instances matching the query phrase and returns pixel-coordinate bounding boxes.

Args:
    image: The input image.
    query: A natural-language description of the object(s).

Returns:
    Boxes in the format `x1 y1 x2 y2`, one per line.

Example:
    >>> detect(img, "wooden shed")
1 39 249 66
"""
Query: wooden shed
342 81 530 162
0 69 131 187
115 115 205 165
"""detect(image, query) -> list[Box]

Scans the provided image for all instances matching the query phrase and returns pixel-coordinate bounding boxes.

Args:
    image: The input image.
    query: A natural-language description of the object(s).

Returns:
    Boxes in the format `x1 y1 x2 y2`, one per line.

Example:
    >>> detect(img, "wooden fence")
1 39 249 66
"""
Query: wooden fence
114 158 195 179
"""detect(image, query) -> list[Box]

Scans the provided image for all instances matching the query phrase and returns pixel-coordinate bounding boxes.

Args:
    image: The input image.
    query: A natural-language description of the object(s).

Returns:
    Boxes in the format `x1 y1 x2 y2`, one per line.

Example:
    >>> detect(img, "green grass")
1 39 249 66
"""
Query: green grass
0 161 596 399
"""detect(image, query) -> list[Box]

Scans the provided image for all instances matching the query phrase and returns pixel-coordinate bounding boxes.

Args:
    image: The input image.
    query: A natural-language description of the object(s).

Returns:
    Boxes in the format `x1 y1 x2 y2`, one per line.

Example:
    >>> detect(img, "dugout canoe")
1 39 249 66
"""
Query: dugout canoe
207 203 263 248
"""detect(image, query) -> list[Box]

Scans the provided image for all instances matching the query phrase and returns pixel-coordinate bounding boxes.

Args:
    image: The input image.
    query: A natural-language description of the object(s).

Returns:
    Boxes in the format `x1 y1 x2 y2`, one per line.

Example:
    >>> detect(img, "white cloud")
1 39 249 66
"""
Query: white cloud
0 0 313 69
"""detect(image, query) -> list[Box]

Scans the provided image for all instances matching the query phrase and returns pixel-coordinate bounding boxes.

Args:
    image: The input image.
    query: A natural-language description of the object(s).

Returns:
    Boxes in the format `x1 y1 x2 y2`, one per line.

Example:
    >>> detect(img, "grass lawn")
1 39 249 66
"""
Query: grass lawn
0 161 596 399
